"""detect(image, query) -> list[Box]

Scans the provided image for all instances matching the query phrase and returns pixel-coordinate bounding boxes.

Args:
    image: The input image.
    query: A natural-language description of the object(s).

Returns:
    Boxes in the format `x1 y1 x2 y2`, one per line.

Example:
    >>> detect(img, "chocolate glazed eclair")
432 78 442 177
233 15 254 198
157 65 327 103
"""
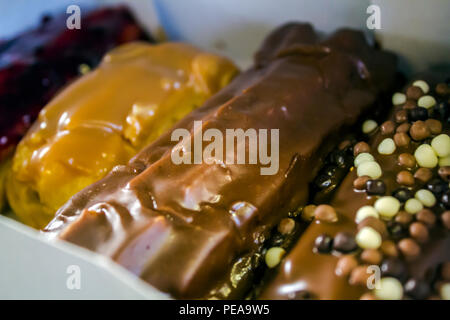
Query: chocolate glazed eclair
43 23 397 299
258 74 450 300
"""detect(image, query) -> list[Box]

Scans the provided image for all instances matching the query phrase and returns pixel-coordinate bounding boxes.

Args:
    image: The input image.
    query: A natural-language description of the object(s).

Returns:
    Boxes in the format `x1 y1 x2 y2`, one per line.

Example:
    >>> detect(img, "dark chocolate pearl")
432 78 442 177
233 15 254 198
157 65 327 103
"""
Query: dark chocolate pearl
381 258 408 282
269 233 285 247
404 278 431 300
426 178 449 196
387 221 408 240
332 232 357 253
425 265 441 285
332 150 352 168
409 107 428 121
366 179 386 195
442 191 450 209
433 100 449 120
392 188 414 203
314 234 333 253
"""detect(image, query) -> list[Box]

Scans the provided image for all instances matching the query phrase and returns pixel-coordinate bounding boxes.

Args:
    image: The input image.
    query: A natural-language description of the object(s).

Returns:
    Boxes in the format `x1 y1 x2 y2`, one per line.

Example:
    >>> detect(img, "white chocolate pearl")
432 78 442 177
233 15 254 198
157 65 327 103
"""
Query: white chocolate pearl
414 144 438 168
354 152 375 167
392 92 406 105
375 277 403 300
441 283 450 300
378 138 396 155
355 205 379 223
412 80 429 94
405 198 423 214
265 247 286 268
362 120 377 134
357 161 382 179
440 156 450 166
417 95 436 109
374 196 400 219
415 189 436 207
356 226 382 249
431 134 450 157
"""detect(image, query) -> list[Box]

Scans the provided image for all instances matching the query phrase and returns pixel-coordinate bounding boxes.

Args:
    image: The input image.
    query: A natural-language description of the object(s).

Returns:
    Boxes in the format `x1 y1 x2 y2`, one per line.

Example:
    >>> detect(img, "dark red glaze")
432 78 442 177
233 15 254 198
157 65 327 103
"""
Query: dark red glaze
0 6 152 160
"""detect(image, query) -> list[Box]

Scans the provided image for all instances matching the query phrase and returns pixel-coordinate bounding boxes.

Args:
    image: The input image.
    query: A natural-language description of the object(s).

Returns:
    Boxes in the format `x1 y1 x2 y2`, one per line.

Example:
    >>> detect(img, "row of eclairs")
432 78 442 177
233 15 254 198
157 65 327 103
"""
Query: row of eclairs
0 7 448 300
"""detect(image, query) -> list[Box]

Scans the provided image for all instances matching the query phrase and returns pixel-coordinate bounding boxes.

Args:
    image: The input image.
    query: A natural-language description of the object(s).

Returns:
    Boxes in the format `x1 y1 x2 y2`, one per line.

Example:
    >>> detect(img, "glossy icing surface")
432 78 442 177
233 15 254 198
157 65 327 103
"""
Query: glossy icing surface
7 42 238 228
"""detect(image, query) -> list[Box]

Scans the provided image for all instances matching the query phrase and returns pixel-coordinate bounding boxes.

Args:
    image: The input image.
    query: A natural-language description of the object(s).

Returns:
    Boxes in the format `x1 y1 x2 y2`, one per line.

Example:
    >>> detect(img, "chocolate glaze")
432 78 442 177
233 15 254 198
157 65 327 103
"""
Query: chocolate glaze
259 74 450 300
43 23 397 299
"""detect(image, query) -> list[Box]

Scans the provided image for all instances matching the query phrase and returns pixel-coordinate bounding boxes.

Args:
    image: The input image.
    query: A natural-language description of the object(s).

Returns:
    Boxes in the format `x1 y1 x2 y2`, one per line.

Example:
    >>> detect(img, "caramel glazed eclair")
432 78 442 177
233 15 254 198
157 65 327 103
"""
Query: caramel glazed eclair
44 23 397 299
258 75 450 300
7 42 238 229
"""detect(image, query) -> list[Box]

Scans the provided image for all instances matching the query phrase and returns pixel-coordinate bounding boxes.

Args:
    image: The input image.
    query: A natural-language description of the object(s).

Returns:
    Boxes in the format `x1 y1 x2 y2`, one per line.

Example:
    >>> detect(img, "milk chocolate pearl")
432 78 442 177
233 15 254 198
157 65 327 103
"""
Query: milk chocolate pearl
410 121 431 141
406 86 424 100
398 238 421 259
414 168 433 183
380 120 395 135
361 249 383 265
403 99 417 110
394 132 410 147
416 209 436 227
301 204 316 221
349 265 371 286
353 141 370 156
395 109 408 123
441 211 450 230
395 211 413 225
425 119 442 135
278 218 295 235
435 83 449 96
354 175 370 190
335 255 358 277
380 240 398 257
396 123 411 133
314 205 338 223
397 170 415 186
409 222 429 243
398 153 416 168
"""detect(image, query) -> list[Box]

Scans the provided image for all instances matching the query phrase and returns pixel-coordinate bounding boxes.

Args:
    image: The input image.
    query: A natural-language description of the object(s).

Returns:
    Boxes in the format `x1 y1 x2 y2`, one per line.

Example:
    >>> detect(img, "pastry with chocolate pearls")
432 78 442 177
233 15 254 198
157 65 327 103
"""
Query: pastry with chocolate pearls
259 75 450 300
